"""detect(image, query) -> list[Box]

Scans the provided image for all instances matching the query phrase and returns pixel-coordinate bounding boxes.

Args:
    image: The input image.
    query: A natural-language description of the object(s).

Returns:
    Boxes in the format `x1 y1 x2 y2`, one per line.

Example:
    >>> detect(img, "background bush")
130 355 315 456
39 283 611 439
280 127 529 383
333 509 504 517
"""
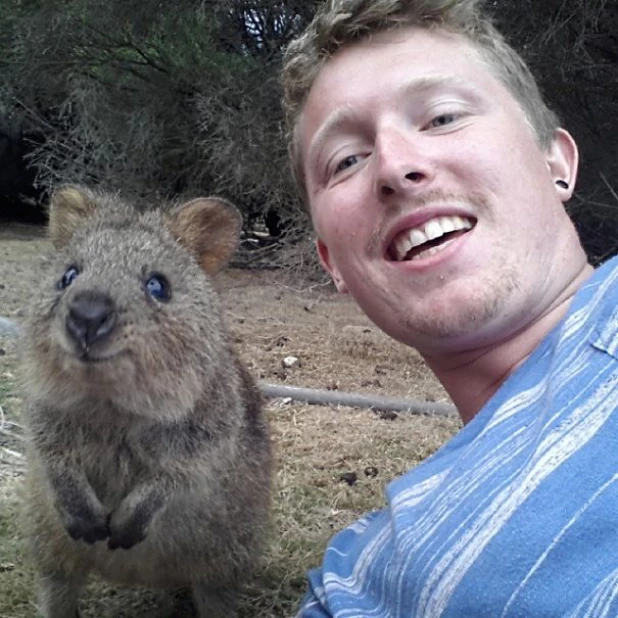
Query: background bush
0 0 616 264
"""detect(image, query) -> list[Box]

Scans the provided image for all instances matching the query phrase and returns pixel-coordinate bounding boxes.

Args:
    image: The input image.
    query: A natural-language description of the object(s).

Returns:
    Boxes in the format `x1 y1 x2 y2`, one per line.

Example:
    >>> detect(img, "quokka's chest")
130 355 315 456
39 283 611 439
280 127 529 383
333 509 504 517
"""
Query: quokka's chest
69 427 160 504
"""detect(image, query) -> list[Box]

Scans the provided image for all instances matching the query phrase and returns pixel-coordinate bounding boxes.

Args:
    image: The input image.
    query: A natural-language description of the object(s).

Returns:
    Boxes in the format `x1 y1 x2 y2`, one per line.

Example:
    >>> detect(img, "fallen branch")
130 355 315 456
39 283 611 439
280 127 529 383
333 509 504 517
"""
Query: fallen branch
260 383 457 417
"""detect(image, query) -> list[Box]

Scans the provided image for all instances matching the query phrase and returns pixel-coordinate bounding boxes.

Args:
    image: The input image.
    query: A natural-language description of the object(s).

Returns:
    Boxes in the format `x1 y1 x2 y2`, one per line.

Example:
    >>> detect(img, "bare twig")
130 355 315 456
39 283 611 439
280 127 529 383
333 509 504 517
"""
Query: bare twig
0 405 25 442
1 447 24 462
0 404 26 466
599 171 618 205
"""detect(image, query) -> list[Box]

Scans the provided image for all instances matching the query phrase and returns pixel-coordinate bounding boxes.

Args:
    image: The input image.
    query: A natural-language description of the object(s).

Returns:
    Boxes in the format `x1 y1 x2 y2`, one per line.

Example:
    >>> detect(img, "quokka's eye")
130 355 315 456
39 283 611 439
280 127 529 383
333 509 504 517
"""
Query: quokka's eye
57 266 80 290
145 273 172 302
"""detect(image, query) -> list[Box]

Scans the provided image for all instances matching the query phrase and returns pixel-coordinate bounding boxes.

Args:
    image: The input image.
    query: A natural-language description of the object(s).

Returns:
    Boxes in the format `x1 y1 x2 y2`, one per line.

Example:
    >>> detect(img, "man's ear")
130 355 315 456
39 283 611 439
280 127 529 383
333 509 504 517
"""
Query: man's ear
546 128 579 201
316 238 348 294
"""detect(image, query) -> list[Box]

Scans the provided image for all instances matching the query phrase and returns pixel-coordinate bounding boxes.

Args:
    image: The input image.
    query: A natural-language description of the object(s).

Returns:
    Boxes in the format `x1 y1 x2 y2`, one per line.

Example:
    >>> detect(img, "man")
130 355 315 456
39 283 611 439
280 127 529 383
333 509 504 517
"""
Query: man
281 0 618 616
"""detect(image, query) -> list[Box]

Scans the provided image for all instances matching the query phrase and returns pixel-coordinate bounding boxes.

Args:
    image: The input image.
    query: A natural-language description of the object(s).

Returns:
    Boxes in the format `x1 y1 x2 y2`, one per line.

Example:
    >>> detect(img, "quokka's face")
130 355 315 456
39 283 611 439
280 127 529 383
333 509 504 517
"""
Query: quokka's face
27 220 225 406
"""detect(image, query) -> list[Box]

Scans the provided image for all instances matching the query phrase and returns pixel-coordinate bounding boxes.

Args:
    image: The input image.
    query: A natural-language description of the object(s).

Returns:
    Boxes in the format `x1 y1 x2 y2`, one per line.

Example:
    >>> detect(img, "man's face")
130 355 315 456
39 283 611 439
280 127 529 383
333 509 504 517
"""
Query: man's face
299 27 581 354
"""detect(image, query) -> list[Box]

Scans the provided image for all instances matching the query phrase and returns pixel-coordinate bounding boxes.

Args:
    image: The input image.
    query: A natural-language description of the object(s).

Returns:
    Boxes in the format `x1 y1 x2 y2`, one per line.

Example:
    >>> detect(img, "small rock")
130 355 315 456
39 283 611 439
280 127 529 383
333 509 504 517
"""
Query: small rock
282 355 301 369
0 317 19 336
364 466 379 478
339 472 358 486
0 348 5 357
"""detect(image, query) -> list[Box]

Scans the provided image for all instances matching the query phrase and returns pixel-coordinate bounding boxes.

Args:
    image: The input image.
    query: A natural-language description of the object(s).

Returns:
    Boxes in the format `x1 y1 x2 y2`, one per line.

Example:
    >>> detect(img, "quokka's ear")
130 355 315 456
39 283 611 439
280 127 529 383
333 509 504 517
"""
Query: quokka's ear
170 197 242 274
48 186 98 249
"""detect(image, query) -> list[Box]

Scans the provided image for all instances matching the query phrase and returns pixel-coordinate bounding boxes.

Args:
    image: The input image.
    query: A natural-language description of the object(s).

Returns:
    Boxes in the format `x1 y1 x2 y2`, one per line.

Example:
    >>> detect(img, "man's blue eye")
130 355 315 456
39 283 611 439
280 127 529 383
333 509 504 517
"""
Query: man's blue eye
429 114 456 128
145 274 172 302
335 154 360 175
58 266 79 290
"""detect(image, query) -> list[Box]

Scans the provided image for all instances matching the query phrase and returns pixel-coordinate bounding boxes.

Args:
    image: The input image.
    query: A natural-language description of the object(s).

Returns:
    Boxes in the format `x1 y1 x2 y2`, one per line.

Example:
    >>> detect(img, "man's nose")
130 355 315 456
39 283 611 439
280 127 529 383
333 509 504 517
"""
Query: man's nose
373 129 434 199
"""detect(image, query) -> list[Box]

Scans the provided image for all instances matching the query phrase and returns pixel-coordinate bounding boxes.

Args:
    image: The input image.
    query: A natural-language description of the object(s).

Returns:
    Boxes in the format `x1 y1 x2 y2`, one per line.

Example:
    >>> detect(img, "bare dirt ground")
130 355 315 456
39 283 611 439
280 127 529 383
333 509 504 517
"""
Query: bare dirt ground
0 223 460 617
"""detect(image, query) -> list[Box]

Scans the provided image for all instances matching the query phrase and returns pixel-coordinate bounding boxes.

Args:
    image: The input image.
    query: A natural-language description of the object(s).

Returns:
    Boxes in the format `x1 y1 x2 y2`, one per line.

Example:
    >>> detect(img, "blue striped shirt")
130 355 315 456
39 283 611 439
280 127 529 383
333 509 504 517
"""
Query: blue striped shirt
299 256 618 618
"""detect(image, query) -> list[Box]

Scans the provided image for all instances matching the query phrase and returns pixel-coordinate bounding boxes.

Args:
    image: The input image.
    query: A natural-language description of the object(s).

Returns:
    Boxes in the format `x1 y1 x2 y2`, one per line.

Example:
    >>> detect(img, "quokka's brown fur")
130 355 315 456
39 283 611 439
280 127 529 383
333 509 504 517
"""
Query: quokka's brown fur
20 186 273 618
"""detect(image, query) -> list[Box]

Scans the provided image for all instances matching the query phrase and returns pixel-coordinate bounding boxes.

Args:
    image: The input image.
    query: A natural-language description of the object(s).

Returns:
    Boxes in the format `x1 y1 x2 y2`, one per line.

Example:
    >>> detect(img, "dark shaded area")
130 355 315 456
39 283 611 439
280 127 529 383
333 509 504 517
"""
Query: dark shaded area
0 197 46 224
0 126 46 224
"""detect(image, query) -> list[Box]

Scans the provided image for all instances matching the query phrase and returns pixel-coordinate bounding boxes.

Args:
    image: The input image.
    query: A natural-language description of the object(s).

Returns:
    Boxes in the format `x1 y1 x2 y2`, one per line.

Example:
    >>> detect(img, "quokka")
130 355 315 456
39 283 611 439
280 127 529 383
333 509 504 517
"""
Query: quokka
21 186 273 617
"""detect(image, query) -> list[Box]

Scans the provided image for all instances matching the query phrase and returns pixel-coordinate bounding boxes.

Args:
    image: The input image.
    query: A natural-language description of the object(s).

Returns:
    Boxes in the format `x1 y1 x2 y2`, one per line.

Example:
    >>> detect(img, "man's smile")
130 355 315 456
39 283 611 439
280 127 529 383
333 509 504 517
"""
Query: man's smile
389 215 475 261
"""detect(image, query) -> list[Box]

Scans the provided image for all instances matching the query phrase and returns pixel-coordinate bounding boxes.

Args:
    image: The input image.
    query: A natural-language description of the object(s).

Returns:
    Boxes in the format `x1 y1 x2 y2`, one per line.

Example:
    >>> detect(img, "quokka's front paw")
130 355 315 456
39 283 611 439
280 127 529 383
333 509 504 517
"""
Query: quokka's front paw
107 504 149 550
64 507 110 544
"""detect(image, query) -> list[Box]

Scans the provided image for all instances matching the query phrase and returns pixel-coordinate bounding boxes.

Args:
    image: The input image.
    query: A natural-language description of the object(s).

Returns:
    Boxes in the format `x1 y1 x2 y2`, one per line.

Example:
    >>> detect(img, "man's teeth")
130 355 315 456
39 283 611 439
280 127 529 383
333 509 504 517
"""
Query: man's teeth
392 215 473 261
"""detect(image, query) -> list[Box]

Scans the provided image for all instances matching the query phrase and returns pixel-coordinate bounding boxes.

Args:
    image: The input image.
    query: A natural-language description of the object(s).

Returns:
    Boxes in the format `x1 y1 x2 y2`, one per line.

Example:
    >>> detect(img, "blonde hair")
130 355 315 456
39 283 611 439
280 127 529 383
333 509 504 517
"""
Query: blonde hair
281 0 559 203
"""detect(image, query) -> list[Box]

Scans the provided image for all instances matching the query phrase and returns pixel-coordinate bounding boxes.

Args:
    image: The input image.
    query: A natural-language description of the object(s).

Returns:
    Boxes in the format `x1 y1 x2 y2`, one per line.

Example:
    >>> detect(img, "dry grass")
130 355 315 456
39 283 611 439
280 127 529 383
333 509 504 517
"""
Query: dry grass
0 226 460 617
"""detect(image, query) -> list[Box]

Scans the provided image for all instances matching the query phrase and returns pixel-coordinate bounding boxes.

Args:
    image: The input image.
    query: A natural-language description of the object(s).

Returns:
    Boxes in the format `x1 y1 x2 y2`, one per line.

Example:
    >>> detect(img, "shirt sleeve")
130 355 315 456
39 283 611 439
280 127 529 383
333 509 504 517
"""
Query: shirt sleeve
295 567 332 618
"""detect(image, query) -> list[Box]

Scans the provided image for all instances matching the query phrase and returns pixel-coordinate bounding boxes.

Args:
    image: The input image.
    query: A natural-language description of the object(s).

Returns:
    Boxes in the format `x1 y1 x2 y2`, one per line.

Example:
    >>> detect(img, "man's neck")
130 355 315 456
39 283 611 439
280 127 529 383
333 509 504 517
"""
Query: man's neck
423 263 595 425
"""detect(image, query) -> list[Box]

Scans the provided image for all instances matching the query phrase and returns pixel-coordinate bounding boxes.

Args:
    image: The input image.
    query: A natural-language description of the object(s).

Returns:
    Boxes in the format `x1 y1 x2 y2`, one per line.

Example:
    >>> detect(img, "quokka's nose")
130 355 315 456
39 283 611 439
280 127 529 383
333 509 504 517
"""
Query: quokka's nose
65 291 117 350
